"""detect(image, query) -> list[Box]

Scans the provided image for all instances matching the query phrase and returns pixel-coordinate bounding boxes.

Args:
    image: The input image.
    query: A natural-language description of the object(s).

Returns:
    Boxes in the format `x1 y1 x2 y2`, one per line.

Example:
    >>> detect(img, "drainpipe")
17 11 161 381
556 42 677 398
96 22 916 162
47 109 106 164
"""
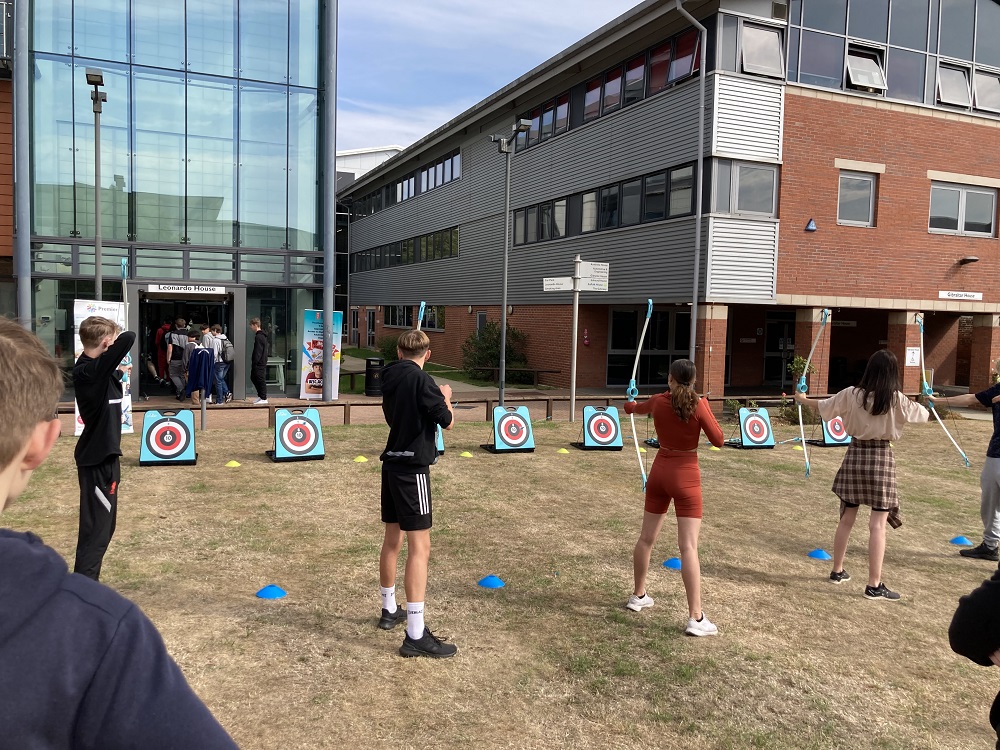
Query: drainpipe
675 0 706 362
13 0 30 327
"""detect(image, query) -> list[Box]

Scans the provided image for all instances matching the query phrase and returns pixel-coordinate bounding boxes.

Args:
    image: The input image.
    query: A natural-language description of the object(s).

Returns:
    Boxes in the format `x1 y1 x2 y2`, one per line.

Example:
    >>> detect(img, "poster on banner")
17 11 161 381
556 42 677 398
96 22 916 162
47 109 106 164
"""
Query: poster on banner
73 299 134 436
299 309 343 400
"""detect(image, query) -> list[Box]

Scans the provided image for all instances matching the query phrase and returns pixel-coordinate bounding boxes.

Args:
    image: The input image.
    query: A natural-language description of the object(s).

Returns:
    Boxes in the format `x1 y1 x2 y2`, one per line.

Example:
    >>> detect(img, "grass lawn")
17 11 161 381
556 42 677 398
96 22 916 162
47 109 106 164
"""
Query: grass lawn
6 416 999 749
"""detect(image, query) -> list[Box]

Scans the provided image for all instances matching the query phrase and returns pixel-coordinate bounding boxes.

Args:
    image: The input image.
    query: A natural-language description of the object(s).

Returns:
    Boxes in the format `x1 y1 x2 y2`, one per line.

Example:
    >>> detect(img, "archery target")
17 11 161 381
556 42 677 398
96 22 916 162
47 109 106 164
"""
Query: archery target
280 418 319 455
487 406 535 453
139 410 197 466
737 407 775 448
822 416 851 445
270 408 325 462
579 406 623 450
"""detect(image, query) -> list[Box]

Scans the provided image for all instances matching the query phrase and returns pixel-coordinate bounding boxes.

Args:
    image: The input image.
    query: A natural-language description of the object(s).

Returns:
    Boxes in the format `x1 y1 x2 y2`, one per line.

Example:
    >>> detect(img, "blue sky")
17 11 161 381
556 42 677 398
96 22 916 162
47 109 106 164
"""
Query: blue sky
336 0 643 150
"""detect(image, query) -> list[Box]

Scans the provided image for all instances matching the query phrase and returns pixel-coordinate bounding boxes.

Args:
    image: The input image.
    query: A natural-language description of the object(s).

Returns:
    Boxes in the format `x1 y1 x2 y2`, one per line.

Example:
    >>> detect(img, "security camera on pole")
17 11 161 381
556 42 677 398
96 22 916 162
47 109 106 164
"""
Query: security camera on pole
543 256 609 422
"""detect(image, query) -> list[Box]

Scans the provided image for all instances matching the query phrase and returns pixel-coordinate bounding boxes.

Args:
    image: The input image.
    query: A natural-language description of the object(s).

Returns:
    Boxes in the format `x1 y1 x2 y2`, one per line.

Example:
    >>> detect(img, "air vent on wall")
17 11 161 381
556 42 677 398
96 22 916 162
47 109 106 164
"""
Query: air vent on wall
772 2 788 20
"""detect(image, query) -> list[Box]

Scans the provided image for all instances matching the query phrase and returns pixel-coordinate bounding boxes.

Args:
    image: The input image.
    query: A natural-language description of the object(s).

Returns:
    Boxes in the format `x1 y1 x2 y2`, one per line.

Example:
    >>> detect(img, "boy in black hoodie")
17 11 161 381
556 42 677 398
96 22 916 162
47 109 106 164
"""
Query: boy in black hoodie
0 318 237 748
378 328 456 657
73 316 136 581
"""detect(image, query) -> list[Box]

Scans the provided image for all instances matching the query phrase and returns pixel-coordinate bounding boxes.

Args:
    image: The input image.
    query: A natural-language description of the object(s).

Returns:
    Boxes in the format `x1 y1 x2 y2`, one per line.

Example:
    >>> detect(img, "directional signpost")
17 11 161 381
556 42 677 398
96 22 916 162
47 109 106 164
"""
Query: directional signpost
543 256 610 422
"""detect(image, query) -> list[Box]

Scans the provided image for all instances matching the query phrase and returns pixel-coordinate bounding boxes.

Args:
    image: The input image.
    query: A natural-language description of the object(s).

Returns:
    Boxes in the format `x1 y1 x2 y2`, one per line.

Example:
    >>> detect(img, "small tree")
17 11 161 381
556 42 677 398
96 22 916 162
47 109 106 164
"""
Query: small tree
461 321 531 383
376 334 400 363
787 355 816 382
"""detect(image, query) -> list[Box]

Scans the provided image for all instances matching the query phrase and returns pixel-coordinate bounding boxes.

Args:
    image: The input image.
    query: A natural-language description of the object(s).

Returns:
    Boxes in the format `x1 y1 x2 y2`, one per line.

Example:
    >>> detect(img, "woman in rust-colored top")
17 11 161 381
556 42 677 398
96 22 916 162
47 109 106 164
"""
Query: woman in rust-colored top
623 359 725 636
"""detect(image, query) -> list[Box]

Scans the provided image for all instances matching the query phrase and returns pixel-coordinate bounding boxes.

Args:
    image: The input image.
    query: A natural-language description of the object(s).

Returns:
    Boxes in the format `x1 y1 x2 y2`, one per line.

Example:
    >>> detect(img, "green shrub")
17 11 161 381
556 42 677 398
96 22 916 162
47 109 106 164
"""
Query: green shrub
461 321 532 383
376 334 399 363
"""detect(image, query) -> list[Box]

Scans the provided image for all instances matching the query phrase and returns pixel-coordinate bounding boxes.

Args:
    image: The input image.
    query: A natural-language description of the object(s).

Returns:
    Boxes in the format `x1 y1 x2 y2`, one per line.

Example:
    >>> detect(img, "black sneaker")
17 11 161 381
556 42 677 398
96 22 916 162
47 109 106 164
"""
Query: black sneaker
960 542 1000 561
864 582 901 601
829 569 851 584
399 627 458 658
377 606 406 631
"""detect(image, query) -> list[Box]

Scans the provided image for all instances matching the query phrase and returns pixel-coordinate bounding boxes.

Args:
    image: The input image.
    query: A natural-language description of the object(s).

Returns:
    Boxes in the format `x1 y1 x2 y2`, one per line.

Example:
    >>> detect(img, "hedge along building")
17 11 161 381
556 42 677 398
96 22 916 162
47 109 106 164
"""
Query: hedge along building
341 0 1000 398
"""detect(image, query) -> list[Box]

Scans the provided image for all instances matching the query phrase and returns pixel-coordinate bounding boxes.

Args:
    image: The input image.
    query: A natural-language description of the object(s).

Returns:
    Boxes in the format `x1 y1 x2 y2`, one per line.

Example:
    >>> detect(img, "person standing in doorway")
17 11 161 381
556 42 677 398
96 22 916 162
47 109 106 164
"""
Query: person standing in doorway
164 318 188 401
211 324 233 404
154 318 172 380
249 318 269 405
73 316 136 581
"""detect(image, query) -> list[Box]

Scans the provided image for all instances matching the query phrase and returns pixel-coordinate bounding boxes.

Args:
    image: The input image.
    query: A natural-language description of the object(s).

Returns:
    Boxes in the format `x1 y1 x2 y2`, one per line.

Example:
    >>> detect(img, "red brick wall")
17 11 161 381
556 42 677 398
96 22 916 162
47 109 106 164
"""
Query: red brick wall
780 91 1000 303
0 81 12 259
956 315 973 387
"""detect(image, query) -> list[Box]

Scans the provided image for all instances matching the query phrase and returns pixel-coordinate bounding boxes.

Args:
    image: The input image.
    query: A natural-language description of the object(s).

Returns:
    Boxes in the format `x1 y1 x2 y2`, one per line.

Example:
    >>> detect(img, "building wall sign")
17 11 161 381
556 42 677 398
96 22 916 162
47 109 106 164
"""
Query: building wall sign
938 290 983 300
146 284 227 295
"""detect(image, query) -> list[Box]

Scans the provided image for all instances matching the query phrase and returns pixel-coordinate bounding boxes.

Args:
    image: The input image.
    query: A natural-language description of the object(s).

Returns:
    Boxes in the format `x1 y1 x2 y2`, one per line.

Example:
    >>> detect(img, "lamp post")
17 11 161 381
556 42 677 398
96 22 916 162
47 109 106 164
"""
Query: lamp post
86 68 106 301
491 117 532 406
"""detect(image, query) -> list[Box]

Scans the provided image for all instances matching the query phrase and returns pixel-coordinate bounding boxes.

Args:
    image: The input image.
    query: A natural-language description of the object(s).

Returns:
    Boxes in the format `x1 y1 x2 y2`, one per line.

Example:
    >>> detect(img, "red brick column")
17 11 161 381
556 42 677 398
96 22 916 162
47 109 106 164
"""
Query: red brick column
794 308 832 395
887 311 922 393
694 304 728 409
969 314 1000 394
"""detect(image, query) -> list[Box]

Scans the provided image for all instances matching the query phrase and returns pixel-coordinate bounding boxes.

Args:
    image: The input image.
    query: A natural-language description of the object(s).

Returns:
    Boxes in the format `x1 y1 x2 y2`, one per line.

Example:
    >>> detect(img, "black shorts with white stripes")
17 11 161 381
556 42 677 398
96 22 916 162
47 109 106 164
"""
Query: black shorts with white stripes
380 466 432 531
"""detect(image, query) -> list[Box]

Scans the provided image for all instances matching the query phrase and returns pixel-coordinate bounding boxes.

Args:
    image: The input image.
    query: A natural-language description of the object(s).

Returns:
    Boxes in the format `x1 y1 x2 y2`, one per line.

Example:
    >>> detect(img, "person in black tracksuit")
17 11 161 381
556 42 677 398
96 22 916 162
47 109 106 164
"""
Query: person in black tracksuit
377 328 456 658
950 567 1000 748
249 317 269 403
73 316 136 581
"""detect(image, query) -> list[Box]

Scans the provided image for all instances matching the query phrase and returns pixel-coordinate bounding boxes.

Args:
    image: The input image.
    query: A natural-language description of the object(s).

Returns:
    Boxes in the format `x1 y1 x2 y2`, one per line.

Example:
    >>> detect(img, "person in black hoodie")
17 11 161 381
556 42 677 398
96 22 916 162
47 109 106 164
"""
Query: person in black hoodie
378 328 456 658
951 567 1000 748
73 316 136 581
249 317 269 404
0 317 238 748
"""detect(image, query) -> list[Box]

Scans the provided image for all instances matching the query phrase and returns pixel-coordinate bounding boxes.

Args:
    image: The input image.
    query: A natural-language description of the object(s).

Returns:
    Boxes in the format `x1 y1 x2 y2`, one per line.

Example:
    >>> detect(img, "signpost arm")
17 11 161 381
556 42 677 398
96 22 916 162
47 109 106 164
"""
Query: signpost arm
570 255 581 423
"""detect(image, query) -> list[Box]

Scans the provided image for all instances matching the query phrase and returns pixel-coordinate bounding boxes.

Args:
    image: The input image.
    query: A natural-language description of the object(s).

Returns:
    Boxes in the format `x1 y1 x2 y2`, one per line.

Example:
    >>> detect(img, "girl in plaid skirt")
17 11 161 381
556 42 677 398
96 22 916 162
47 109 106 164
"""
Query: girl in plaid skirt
795 350 928 600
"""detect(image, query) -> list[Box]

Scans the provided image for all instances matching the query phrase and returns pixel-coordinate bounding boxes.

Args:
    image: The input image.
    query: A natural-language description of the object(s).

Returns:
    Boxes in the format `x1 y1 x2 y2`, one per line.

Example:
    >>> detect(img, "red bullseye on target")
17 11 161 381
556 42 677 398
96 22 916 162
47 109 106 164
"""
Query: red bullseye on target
827 417 848 442
587 412 619 446
147 420 189 458
280 419 318 455
139 410 198 466
498 413 530 448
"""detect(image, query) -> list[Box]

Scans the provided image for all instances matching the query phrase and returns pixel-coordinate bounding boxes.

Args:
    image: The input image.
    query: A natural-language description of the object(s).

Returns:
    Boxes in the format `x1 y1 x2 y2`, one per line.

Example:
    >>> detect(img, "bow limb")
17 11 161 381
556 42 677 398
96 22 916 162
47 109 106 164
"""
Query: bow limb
416 300 426 331
796 308 831 477
627 299 654 490
915 313 970 467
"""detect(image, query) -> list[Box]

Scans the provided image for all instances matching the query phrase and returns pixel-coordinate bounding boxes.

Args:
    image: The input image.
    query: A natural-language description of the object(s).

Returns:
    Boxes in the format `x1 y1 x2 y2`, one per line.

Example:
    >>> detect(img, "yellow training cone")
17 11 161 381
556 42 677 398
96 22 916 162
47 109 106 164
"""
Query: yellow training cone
225 460 241 467
353 456 369 463
639 447 647 453
793 445 804 451
557 448 570 454
460 451 474 458
709 446 721 451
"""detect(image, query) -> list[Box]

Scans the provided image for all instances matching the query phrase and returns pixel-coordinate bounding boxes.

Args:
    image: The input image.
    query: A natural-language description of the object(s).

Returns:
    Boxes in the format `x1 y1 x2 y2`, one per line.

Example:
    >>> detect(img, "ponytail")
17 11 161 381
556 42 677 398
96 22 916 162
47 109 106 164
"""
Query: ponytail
668 359 699 422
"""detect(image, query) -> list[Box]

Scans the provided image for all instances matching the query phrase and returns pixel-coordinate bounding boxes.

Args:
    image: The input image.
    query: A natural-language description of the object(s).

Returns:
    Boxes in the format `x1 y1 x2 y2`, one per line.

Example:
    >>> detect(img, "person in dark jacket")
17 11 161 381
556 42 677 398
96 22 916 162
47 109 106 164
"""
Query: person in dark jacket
950 567 1000 748
0 317 238 748
377 328 455 658
249 317 269 404
73 316 136 581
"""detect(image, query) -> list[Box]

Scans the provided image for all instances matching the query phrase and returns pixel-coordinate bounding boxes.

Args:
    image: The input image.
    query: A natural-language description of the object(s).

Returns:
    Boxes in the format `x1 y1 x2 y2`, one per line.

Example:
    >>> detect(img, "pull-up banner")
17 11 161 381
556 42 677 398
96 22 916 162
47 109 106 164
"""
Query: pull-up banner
299 309 343 400
73 299 134 437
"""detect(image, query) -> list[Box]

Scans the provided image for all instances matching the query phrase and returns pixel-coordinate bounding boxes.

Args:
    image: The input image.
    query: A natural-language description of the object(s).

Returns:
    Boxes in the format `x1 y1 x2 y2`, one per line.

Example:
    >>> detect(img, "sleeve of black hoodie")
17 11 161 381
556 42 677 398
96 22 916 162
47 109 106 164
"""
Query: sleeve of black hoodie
949 565 1000 667
74 604 239 749
419 370 453 429
76 331 136 386
251 332 267 367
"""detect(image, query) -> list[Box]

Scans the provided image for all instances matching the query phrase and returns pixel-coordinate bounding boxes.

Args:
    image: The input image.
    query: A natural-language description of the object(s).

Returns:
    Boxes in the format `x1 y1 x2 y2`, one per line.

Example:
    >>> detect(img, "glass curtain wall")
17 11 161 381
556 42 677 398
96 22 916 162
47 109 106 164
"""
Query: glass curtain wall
30 0 320 256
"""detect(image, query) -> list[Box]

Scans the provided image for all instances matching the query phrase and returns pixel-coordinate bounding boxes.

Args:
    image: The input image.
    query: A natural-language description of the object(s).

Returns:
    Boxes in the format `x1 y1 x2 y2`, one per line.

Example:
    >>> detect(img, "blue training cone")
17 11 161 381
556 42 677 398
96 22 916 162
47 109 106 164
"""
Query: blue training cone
256 584 287 599
950 535 975 546
478 575 505 589
807 549 832 561
662 557 682 570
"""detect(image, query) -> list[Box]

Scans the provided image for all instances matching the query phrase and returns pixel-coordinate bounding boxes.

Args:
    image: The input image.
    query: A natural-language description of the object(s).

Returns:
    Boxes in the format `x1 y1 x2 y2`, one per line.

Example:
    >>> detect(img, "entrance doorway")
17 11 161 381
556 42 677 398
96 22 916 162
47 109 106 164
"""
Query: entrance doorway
350 309 359 346
366 309 376 348
763 314 795 389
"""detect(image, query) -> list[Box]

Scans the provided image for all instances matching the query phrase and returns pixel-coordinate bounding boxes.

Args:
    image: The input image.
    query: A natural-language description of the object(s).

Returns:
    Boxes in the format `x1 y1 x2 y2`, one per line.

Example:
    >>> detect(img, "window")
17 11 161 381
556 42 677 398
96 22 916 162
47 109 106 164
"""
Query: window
621 179 642 226
741 23 785 78
599 186 619 229
643 173 666 221
528 106 541 146
845 46 886 91
384 305 414 328
974 72 1000 113
623 56 646 106
538 202 552 241
938 64 972 107
584 77 602 121
541 101 555 141
735 164 777 214
525 206 537 243
668 165 695 216
929 183 996 236
669 29 699 82
603 65 624 113
554 94 570 134
799 30 845 88
513 209 526 246
837 172 876 226
582 191 598 232
648 41 672 95
552 199 567 238
424 306 445 331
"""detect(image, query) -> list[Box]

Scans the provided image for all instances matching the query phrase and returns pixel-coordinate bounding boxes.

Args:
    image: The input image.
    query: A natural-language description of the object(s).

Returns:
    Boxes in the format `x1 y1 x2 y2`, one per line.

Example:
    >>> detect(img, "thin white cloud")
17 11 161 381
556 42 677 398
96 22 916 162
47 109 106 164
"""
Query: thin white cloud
337 97 478 152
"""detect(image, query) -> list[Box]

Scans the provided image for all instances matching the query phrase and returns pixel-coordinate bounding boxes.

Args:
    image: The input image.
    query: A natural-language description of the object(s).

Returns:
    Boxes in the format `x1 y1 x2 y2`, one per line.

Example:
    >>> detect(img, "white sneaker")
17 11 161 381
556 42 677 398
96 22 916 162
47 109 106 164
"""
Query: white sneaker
626 593 654 612
685 614 718 637
253 398 269 405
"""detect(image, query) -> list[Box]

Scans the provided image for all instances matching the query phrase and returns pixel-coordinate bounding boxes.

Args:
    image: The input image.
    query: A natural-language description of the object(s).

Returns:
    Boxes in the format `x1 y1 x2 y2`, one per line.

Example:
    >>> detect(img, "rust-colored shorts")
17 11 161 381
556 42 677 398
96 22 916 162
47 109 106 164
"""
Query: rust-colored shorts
644 451 703 518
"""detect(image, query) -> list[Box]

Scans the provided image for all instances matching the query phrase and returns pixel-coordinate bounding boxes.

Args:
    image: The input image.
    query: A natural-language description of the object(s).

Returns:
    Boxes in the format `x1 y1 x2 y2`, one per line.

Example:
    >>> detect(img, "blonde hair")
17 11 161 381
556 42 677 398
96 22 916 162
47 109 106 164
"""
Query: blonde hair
397 329 430 358
0 319 64 470
78 316 119 349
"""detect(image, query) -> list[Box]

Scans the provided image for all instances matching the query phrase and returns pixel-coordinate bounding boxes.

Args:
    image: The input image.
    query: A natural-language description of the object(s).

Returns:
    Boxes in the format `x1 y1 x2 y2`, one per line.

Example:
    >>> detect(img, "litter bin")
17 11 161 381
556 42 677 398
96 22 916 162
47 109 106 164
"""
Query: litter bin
365 357 384 396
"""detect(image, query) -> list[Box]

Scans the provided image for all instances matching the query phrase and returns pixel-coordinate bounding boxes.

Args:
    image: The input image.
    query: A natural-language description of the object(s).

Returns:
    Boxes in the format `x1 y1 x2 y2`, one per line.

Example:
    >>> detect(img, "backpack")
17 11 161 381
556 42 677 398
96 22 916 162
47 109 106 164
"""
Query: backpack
220 336 236 363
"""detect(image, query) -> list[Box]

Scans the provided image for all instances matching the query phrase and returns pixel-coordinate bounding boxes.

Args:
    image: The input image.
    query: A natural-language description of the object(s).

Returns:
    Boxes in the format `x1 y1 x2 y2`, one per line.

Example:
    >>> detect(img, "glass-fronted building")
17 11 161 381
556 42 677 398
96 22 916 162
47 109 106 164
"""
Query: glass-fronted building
24 0 337 396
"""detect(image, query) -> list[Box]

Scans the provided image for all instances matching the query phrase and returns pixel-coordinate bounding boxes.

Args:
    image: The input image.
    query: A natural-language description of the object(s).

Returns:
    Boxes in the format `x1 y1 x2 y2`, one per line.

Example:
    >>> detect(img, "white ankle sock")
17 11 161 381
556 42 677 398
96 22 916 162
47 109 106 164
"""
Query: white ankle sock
380 586 396 612
406 602 425 639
